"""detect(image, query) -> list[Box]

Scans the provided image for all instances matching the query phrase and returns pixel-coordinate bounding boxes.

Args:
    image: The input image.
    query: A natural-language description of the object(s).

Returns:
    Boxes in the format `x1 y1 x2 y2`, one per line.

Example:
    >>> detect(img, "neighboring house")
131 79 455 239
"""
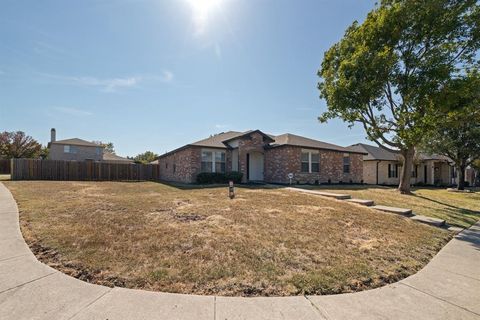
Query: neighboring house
465 167 477 186
47 128 133 163
158 130 365 184
102 152 135 164
348 143 454 186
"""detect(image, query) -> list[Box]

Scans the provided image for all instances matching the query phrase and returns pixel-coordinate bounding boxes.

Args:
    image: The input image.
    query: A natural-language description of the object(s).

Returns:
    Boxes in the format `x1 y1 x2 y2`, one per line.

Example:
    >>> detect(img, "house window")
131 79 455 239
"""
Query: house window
451 167 456 179
388 163 399 178
201 150 226 173
411 165 418 178
63 145 77 154
311 152 320 173
301 150 320 173
215 152 226 173
173 164 176 173
343 154 350 173
95 147 102 155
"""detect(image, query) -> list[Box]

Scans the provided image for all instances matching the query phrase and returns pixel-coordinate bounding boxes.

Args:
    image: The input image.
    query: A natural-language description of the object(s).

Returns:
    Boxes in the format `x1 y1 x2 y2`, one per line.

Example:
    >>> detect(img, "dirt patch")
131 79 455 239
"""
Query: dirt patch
28 241 127 288
173 214 205 222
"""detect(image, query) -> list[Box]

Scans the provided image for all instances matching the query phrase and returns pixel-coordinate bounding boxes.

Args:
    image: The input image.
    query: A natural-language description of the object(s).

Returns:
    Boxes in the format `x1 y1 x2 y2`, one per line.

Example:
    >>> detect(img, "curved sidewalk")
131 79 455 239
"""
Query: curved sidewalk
0 183 479 320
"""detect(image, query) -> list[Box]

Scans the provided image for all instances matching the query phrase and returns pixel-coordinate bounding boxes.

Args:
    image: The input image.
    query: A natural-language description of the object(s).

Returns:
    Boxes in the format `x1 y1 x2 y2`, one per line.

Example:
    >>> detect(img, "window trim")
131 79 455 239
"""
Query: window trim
343 153 350 174
63 145 77 154
201 149 226 173
301 149 320 173
388 163 399 178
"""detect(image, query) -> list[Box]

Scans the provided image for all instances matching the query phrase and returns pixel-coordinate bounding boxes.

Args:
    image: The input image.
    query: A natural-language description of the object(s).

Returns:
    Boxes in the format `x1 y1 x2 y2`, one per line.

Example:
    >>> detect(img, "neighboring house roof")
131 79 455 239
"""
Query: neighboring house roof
159 130 366 158
348 143 400 161
349 143 452 162
150 160 159 164
49 138 100 148
270 133 365 154
416 153 452 162
102 152 134 163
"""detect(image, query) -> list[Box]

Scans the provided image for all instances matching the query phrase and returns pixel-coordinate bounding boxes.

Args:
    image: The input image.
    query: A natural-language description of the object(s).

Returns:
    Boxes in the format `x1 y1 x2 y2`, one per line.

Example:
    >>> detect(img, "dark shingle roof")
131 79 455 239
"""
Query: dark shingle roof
348 143 400 161
103 152 133 163
190 131 245 148
271 133 364 154
348 143 452 162
50 138 100 147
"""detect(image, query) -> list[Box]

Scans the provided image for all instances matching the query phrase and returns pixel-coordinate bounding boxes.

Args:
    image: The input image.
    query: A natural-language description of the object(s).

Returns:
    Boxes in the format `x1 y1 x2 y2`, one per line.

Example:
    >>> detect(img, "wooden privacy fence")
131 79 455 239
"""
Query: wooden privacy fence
11 159 160 181
0 159 11 174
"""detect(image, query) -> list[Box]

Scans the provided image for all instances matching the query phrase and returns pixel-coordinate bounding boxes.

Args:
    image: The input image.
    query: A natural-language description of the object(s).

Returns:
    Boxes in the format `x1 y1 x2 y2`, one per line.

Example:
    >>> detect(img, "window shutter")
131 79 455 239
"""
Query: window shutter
388 164 391 178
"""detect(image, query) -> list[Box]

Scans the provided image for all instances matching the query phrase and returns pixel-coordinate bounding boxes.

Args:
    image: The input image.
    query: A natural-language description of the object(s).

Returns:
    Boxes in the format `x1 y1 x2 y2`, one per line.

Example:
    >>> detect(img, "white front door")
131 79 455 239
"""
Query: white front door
249 152 264 181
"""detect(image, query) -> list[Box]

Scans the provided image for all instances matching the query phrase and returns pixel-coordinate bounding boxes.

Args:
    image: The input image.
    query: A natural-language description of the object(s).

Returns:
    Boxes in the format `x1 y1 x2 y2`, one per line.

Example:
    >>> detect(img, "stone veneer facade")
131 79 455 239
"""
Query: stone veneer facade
158 131 363 184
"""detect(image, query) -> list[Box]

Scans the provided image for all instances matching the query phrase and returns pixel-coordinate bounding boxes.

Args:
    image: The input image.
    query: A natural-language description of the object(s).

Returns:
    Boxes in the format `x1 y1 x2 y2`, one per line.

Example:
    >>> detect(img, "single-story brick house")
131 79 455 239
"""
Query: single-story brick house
158 130 366 184
348 143 455 186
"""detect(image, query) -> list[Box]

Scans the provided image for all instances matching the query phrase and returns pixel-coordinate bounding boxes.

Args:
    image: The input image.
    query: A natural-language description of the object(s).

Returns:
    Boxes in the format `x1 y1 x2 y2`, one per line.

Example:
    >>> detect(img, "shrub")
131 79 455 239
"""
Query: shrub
224 171 243 183
196 171 243 184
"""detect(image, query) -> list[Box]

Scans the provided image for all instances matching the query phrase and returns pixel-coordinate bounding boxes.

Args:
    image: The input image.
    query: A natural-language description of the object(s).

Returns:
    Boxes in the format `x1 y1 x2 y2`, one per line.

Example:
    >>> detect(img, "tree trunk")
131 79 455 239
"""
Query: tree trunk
398 147 415 194
457 165 466 190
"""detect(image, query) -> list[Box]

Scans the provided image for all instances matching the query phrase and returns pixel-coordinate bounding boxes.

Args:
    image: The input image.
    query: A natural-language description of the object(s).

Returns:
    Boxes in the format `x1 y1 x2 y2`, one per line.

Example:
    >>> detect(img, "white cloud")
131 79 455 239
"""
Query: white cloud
38 72 173 92
73 76 141 92
215 124 229 129
37 73 141 92
53 107 93 117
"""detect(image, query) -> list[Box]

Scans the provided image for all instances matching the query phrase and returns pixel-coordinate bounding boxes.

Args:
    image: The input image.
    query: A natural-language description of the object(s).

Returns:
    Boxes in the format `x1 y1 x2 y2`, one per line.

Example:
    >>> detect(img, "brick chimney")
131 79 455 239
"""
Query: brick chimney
50 128 56 143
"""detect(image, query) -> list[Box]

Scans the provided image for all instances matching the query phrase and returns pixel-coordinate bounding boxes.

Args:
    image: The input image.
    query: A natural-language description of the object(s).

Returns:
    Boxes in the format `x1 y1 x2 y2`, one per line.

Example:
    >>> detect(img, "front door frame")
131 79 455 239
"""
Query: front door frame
247 151 264 181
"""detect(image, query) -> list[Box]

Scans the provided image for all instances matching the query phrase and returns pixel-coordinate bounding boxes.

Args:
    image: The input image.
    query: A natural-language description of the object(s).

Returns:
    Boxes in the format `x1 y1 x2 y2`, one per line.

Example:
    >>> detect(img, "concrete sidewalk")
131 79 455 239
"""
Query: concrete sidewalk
0 183 479 320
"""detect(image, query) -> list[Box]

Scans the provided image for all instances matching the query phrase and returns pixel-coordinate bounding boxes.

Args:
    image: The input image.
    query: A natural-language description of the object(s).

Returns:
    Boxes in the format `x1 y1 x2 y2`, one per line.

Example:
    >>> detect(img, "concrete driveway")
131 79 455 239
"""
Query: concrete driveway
1 183 479 320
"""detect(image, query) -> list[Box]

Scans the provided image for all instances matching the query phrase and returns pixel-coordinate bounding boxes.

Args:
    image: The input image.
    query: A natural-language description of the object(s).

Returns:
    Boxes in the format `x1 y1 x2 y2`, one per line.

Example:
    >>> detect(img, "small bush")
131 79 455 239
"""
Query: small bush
196 171 243 184
224 171 243 183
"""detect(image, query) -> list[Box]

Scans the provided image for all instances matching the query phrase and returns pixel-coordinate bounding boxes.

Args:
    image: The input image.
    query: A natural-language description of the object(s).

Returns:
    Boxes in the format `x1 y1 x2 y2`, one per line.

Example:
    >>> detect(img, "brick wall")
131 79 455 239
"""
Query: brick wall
264 146 363 184
158 146 232 183
237 132 270 182
158 147 201 183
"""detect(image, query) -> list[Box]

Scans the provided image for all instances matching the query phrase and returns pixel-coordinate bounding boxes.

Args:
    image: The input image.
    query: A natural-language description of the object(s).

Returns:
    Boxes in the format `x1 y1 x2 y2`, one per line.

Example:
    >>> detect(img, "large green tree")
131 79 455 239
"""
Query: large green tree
318 0 480 193
424 74 480 190
0 131 43 159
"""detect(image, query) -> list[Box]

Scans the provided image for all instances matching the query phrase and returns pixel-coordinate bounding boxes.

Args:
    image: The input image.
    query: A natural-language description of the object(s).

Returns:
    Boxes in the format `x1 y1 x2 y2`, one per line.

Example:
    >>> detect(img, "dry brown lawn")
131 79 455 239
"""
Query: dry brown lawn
4 181 451 296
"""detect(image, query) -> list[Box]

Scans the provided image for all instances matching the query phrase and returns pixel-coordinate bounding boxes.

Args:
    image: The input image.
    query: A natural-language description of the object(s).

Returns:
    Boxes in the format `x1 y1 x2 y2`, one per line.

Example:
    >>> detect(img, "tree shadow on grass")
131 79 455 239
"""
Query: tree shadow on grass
412 194 480 228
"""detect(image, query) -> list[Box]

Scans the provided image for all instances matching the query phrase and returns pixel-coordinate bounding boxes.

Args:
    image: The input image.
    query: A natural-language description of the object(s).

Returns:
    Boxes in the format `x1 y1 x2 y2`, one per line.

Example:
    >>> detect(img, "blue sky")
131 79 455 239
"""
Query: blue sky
0 0 377 157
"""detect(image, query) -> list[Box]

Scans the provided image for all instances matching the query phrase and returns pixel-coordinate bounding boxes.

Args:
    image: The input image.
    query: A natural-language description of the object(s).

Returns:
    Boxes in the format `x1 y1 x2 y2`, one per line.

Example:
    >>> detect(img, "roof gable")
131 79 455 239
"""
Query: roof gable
50 138 100 147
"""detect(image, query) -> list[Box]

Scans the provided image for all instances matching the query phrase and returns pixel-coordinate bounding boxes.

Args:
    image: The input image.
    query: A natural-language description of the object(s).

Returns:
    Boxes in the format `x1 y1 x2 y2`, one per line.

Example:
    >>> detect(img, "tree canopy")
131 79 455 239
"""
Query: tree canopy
318 0 480 193
133 151 159 164
0 131 43 159
423 73 480 189
93 141 115 154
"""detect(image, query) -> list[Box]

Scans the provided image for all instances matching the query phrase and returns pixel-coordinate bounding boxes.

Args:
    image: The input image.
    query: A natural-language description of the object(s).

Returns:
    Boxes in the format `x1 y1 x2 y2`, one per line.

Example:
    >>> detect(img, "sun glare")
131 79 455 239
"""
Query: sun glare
186 0 224 35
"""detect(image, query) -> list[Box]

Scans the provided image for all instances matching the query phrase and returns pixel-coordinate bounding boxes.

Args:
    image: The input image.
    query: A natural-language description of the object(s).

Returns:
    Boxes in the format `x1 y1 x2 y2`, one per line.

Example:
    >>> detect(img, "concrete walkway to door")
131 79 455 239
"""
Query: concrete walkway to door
0 182 479 320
